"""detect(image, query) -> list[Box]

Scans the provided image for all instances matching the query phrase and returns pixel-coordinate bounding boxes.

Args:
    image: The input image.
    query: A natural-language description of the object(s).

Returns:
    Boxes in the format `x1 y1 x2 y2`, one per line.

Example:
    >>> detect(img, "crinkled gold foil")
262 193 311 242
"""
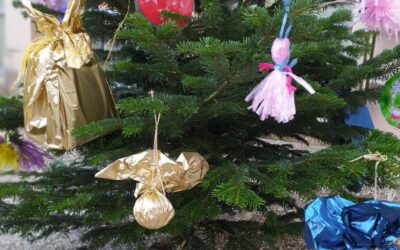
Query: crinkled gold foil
21 0 118 150
95 150 209 194
133 189 175 230
175 152 209 191
95 150 209 229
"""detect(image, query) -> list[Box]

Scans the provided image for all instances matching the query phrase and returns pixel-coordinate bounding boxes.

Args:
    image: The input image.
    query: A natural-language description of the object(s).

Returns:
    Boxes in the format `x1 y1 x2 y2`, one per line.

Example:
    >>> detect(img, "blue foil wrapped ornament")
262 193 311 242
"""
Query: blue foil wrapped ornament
304 196 400 250
342 200 400 250
304 196 355 250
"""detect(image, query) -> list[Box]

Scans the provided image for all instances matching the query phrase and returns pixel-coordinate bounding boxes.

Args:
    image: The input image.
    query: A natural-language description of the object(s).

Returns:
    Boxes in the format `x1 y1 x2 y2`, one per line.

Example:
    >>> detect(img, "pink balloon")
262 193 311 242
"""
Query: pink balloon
137 0 194 26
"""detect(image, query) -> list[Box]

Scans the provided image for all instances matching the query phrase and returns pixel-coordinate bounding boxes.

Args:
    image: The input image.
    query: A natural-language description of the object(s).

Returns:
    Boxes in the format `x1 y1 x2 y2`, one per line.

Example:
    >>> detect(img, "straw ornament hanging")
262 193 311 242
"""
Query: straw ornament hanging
95 93 209 229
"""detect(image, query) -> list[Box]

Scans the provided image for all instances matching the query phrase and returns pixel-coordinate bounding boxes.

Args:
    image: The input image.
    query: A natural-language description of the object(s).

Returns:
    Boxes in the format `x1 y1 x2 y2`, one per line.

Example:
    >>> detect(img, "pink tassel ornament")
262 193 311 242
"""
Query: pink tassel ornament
353 0 400 39
245 0 315 123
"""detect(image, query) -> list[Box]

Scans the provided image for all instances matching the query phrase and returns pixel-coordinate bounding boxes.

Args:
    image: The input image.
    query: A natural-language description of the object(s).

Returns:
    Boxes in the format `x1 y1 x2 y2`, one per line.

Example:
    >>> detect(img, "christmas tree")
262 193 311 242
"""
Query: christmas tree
1 0 400 248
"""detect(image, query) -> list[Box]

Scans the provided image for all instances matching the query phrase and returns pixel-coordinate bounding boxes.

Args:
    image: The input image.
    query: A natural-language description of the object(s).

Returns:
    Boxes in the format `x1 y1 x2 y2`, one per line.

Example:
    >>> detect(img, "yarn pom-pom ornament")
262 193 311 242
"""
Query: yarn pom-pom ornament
245 0 315 123
0 134 20 170
353 0 400 40
0 132 51 171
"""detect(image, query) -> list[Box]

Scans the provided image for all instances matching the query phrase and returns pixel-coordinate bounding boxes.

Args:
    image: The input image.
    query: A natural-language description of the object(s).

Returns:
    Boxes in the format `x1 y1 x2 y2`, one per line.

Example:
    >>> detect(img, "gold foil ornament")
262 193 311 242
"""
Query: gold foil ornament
95 150 209 194
95 149 209 229
133 188 175 229
95 104 209 229
176 152 209 191
20 0 118 150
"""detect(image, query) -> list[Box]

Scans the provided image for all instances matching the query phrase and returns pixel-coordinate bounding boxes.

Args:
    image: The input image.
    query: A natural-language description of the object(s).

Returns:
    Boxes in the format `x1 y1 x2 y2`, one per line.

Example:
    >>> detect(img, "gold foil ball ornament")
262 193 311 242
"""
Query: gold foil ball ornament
95 149 209 230
133 189 175 230
94 94 209 230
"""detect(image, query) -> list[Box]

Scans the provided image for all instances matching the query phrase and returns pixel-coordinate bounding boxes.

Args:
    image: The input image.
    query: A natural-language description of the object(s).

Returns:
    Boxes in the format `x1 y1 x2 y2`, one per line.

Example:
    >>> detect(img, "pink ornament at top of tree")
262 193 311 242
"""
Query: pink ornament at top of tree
137 0 194 26
353 0 400 40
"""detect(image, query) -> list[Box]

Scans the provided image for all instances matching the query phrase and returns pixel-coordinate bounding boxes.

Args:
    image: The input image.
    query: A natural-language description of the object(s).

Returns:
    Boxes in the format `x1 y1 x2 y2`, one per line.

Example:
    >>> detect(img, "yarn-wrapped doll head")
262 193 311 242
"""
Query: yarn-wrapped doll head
271 38 291 63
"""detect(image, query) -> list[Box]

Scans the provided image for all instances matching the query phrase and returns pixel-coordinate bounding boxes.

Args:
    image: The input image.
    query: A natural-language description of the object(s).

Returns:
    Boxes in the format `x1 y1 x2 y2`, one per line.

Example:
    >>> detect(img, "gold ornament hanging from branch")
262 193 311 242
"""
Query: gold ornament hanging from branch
133 188 175 229
95 92 209 229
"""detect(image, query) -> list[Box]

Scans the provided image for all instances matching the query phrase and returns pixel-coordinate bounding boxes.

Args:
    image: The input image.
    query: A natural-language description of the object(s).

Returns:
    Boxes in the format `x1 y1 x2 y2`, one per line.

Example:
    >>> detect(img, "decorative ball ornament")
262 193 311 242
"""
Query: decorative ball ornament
380 72 400 128
133 188 175 229
136 0 194 26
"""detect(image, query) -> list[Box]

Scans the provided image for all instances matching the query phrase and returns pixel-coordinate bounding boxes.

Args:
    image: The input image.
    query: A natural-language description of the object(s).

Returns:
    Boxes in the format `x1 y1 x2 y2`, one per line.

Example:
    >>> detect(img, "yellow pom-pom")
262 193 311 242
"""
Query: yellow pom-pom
0 143 20 170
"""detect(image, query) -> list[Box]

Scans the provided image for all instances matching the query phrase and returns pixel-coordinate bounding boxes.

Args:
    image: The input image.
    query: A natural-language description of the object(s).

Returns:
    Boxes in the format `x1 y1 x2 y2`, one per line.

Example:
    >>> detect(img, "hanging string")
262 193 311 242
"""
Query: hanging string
104 0 131 66
350 151 388 200
150 90 166 196
279 0 291 38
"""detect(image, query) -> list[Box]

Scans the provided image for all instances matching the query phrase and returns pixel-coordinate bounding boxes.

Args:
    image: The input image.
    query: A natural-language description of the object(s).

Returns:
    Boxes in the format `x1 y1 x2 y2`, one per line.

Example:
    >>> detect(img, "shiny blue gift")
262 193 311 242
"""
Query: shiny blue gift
304 196 355 250
304 196 400 250
342 200 400 249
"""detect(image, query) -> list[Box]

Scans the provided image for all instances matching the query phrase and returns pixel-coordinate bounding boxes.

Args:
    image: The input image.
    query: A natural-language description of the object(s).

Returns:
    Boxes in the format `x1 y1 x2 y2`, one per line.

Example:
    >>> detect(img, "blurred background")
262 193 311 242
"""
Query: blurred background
0 0 398 136
0 0 33 95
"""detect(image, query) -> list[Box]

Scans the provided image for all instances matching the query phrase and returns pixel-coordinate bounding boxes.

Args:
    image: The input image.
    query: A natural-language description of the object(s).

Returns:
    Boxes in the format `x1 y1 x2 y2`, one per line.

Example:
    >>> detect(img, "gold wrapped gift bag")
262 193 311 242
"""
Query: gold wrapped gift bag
20 0 118 150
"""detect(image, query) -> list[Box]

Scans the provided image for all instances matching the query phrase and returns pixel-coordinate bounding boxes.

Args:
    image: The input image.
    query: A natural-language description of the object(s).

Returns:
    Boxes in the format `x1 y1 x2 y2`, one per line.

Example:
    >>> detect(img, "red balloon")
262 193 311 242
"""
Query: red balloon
137 0 194 26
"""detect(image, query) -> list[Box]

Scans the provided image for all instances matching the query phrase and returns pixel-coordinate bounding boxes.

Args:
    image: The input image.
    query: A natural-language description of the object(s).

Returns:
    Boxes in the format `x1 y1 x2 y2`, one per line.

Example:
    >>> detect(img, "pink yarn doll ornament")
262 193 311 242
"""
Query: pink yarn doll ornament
353 0 400 40
245 0 315 123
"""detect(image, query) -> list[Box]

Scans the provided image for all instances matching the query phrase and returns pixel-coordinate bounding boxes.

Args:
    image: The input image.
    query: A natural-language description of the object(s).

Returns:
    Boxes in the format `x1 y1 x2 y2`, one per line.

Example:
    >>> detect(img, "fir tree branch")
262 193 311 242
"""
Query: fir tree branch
199 80 230 107
319 0 353 8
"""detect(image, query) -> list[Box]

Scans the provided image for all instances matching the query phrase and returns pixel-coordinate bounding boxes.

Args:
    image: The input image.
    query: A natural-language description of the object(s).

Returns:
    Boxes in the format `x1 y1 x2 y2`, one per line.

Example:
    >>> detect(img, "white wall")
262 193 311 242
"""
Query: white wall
2 1 32 95
367 102 400 138
0 0 5 92
353 16 400 138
